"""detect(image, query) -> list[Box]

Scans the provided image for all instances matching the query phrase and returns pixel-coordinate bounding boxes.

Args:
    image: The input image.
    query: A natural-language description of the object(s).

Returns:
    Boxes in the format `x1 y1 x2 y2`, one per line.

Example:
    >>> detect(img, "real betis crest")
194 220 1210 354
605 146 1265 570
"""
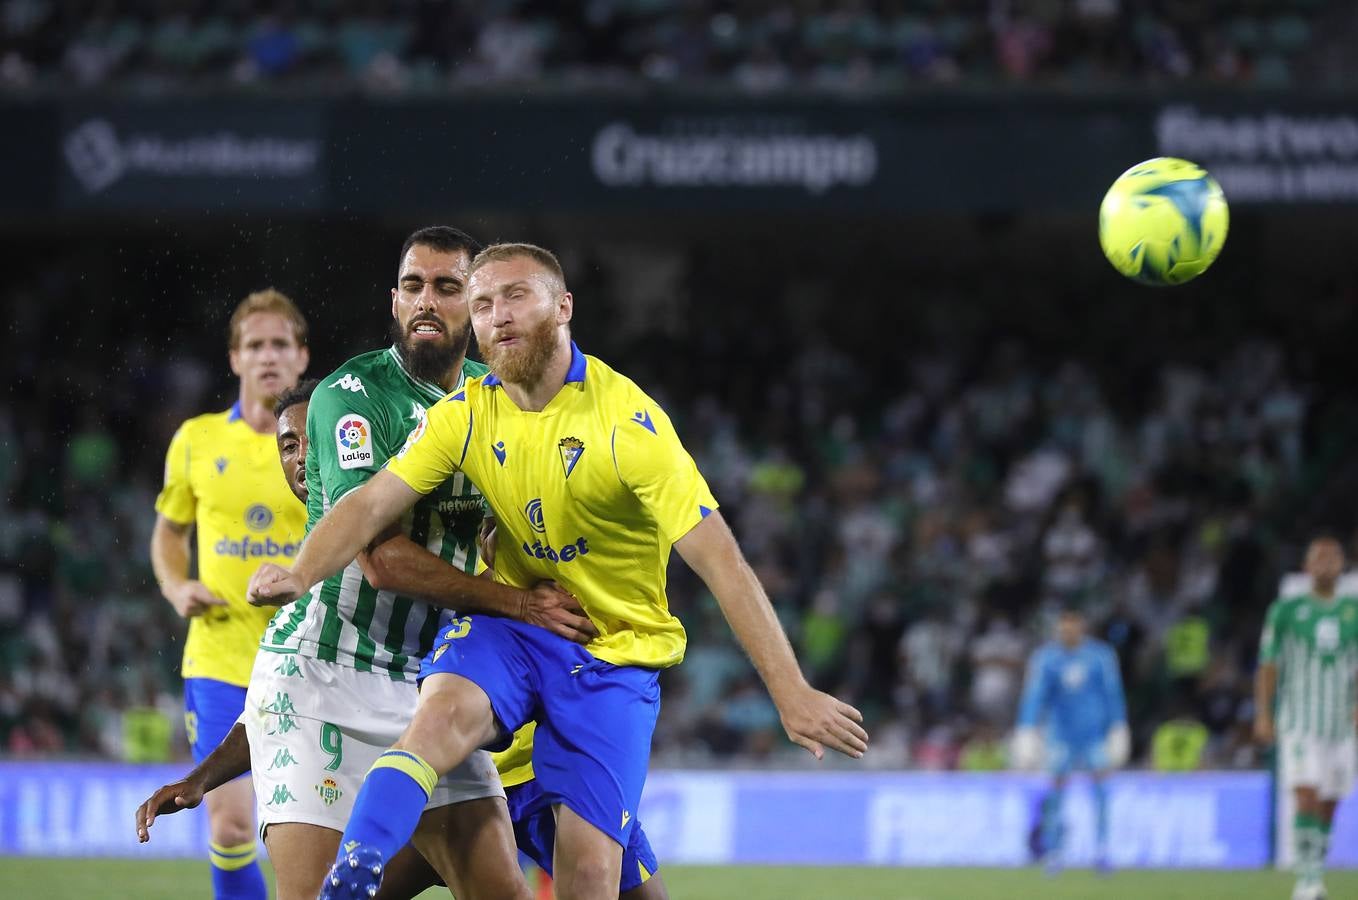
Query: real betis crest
558 436 585 478
315 778 343 807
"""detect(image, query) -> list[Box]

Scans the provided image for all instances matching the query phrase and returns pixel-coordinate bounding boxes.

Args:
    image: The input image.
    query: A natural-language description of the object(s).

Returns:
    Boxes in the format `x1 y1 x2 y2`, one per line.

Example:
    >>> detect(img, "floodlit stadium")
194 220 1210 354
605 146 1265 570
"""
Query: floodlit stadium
4 3 1358 900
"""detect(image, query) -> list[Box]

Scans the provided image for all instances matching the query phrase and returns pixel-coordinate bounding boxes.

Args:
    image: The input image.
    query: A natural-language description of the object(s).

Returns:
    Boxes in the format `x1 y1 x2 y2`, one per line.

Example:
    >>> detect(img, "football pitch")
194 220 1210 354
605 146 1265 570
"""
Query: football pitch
2 858 1354 900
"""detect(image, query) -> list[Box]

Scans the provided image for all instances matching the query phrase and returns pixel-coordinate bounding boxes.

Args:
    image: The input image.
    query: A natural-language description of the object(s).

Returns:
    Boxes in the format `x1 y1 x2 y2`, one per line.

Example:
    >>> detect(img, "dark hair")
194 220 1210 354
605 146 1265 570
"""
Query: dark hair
274 378 320 419
396 226 484 278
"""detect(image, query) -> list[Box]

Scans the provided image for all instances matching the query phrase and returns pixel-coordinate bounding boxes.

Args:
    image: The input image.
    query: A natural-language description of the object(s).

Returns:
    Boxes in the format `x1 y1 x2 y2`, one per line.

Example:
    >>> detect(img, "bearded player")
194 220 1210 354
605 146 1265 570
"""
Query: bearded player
150 289 310 900
249 242 868 900
1256 537 1358 900
140 374 670 900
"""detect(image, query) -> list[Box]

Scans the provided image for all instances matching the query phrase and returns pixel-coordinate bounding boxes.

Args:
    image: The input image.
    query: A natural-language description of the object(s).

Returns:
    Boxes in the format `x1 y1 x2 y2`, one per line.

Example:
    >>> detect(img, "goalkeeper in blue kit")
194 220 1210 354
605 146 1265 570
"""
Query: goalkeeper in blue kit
1014 606 1129 872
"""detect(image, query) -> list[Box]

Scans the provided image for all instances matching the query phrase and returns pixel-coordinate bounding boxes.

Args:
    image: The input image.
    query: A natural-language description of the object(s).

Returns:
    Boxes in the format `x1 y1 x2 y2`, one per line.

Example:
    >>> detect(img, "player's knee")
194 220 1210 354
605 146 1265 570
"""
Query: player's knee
558 852 622 899
208 813 256 848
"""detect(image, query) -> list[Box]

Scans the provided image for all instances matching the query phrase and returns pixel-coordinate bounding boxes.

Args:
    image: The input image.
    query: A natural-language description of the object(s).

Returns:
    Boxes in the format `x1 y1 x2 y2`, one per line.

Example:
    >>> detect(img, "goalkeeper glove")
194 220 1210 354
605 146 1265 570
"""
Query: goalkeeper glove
1105 723 1130 769
1012 727 1043 771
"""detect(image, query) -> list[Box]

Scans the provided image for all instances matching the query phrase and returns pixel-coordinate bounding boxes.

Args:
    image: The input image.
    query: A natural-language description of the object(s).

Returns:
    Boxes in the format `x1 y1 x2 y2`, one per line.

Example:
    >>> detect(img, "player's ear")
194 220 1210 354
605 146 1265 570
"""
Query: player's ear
391 288 399 320
297 344 310 373
557 291 573 325
228 347 243 378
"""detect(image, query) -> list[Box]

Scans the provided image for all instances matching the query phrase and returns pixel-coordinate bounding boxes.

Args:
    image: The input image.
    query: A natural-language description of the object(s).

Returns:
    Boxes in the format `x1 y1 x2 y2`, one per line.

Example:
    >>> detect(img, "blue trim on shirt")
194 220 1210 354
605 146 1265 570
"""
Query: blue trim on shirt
227 400 243 422
483 341 586 387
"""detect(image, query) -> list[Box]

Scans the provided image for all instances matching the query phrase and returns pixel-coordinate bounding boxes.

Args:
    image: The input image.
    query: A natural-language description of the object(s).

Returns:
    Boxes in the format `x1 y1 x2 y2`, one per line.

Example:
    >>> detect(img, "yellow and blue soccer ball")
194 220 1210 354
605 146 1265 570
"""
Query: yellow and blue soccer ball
1098 157 1229 286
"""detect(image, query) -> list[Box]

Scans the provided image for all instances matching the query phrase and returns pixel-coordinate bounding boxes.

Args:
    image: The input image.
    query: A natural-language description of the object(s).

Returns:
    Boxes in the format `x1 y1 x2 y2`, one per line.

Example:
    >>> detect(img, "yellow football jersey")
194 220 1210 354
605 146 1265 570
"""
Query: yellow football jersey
388 343 717 669
155 402 307 686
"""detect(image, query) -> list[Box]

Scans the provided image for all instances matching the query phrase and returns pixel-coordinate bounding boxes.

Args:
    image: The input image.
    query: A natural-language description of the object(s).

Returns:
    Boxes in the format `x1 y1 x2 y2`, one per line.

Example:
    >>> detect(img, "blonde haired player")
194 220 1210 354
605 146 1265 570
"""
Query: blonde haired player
150 289 309 900
251 243 867 900
1256 536 1358 900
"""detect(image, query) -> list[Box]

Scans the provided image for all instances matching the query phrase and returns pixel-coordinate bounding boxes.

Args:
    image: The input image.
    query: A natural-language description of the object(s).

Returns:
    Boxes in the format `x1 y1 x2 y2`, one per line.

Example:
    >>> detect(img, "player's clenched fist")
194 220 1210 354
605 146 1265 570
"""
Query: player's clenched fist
774 683 869 760
248 562 307 606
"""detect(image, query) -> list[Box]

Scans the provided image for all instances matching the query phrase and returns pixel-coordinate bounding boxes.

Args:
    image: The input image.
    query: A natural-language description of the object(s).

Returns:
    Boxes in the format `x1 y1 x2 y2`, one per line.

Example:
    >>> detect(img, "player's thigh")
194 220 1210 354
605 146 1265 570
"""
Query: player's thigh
415 616 544 760
1281 735 1323 796
1319 739 1356 801
399 673 500 772
623 870 669 900
412 796 530 900
553 803 625 900
264 822 341 900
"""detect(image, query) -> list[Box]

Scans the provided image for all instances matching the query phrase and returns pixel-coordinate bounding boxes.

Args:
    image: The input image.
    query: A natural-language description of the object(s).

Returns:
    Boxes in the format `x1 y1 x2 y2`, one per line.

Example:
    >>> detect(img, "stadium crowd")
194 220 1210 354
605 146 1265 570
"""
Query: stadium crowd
2 230 1352 772
0 0 1351 94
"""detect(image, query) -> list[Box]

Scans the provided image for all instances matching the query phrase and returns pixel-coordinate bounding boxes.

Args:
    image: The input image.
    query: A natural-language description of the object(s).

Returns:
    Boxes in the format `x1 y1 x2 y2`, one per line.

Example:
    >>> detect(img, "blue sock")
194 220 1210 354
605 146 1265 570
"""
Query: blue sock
336 750 437 864
209 841 267 900
1041 787 1065 857
1092 780 1109 856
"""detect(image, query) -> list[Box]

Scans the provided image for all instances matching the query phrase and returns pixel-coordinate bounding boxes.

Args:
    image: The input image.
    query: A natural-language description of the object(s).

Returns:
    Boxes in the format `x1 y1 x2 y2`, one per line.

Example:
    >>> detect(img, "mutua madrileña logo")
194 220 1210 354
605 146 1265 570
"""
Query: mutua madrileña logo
62 118 320 194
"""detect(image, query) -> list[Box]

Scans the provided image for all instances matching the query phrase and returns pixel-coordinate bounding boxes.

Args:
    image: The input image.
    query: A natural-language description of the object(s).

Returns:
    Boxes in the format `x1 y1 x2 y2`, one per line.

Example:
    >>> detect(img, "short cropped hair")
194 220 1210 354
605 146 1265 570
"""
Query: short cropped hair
397 226 484 278
469 242 566 292
273 378 319 419
229 288 308 350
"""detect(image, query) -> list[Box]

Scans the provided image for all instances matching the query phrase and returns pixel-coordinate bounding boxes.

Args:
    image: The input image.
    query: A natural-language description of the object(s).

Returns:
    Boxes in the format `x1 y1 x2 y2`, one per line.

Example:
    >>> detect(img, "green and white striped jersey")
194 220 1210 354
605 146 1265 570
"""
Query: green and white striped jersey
261 347 488 680
1260 592 1358 741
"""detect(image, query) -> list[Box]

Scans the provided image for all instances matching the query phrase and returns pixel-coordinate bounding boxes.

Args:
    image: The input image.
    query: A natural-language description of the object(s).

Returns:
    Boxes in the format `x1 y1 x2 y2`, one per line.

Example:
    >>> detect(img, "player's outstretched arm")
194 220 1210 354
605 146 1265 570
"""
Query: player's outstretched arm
135 723 250 842
248 469 422 606
358 524 598 644
675 511 867 760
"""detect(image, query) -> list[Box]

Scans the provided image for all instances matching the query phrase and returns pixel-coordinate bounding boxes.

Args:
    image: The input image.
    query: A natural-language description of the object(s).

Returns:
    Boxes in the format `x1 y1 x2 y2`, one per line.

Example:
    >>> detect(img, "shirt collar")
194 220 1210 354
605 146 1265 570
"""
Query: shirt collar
483 341 586 388
227 400 243 422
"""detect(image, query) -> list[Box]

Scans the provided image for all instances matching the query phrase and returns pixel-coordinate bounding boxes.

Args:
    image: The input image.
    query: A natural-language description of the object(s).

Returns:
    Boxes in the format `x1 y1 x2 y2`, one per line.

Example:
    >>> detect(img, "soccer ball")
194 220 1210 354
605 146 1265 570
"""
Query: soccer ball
1098 157 1229 286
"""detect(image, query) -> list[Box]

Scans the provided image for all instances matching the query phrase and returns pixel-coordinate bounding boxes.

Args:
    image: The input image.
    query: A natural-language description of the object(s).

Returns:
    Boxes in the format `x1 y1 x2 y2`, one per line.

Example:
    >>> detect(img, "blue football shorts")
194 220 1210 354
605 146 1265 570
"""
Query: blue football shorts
183 677 249 771
420 616 661 847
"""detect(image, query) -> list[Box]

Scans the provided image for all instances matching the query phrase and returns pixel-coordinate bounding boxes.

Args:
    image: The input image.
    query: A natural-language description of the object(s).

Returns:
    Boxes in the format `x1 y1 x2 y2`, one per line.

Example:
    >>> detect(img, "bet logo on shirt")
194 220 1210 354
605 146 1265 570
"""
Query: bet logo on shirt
336 414 374 470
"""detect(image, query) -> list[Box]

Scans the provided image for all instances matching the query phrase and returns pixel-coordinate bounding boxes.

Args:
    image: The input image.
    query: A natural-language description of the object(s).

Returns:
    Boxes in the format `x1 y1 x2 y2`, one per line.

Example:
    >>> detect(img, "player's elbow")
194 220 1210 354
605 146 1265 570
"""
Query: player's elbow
357 549 396 592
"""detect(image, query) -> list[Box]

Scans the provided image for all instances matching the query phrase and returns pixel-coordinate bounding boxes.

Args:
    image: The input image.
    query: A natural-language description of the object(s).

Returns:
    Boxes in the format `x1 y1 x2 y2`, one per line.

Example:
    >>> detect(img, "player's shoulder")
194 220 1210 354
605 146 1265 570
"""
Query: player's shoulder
312 349 393 411
1086 638 1118 661
462 356 490 380
172 406 238 442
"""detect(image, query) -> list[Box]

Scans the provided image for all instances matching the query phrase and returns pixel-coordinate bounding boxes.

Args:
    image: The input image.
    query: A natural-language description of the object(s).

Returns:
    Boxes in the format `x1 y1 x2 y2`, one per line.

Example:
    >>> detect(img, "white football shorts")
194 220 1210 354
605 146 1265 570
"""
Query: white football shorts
242 649 503 836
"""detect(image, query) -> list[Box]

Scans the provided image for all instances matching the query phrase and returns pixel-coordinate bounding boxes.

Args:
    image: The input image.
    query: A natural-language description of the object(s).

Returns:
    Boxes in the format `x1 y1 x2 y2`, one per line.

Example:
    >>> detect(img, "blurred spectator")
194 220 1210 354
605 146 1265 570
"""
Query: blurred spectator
1151 707 1210 772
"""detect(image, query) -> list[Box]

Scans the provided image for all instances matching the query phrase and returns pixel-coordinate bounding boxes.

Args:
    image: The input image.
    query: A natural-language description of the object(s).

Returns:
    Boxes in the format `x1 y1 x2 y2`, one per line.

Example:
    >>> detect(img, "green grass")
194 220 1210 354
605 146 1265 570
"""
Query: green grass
2 858 1354 899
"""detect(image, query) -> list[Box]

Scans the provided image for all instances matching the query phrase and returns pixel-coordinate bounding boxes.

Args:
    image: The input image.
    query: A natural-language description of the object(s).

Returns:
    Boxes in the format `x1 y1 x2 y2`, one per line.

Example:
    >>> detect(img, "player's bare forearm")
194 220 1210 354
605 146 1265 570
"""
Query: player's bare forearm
676 511 868 759
150 515 192 595
675 512 804 695
269 470 420 596
1254 662 1278 742
359 526 598 644
135 724 248 841
192 722 251 791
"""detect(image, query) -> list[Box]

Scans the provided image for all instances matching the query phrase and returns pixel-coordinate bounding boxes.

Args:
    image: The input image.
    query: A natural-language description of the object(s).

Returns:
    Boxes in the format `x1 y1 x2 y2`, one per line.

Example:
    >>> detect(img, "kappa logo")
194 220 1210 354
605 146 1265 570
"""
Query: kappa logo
336 414 374 470
329 373 368 396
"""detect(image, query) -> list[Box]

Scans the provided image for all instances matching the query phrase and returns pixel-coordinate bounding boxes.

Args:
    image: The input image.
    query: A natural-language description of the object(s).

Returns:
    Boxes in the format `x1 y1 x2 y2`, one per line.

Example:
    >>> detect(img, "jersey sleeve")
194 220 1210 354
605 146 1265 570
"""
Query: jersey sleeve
1016 648 1049 728
1259 599 1285 664
153 423 196 525
611 399 718 545
1099 644 1127 726
385 391 469 495
308 377 395 505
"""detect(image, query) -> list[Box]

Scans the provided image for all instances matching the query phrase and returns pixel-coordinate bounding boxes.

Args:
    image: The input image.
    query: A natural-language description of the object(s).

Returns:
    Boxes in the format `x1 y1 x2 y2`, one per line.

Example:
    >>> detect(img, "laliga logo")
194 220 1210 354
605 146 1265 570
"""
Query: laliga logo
337 418 368 449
